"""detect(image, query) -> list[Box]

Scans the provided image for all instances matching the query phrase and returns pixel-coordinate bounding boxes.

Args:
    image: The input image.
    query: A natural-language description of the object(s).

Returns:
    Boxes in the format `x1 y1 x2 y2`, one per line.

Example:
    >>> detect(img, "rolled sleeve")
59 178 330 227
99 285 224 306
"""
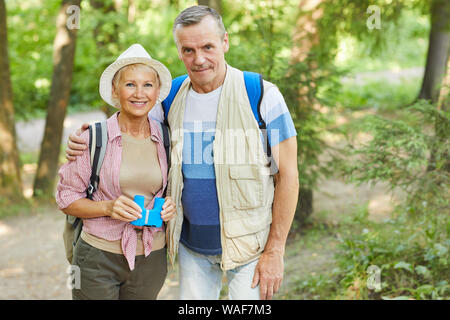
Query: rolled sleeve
55 131 92 209
261 86 297 148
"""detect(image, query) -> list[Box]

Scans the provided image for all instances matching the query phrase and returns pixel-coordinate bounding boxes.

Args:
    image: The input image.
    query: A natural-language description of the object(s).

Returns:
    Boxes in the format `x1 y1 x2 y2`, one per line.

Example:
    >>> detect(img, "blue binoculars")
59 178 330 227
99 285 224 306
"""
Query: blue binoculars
130 195 164 228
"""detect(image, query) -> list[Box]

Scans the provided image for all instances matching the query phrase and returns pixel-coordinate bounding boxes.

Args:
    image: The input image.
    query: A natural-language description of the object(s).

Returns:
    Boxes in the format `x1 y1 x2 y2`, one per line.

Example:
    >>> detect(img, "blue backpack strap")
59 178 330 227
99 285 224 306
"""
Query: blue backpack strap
243 71 265 128
243 71 273 160
162 74 188 125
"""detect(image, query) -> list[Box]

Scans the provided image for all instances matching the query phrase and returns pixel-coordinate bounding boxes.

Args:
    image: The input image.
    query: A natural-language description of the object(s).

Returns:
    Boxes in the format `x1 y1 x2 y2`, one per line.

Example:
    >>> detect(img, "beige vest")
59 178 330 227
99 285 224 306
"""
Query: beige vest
166 65 275 270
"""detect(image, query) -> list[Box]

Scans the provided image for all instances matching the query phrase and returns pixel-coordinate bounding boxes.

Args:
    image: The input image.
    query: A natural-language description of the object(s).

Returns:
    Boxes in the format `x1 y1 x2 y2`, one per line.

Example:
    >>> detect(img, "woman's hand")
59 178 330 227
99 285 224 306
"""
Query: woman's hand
106 195 142 222
161 196 176 222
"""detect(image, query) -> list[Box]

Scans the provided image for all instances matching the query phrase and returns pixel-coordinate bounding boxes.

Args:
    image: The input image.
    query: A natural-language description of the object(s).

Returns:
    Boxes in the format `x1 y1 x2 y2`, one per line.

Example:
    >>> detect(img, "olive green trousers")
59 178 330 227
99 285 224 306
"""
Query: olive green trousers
71 237 167 300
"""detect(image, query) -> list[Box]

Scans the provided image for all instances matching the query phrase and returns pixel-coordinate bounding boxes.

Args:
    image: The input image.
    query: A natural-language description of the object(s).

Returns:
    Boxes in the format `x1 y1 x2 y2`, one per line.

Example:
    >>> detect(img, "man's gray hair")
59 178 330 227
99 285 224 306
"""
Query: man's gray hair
173 5 226 42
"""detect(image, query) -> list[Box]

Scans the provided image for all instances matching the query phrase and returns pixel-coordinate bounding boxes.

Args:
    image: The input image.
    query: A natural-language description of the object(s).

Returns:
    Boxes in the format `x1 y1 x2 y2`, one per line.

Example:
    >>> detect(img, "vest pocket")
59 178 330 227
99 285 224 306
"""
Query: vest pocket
226 233 260 263
229 165 263 209
223 216 271 263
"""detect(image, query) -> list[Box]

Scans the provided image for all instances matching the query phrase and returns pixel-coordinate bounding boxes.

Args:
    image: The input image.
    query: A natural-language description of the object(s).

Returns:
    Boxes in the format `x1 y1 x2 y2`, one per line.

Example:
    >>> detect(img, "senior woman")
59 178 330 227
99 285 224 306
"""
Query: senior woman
55 44 176 300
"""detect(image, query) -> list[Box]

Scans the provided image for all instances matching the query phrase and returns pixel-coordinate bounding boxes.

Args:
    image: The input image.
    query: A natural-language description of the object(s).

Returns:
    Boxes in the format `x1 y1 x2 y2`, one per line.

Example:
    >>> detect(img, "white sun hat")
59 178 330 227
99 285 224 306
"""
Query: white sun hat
99 43 172 108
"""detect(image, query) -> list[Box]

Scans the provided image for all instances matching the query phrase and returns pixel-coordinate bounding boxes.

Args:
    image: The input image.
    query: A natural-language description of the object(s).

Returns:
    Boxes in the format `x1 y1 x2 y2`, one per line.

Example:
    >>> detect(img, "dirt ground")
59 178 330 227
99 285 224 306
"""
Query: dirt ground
0 110 401 300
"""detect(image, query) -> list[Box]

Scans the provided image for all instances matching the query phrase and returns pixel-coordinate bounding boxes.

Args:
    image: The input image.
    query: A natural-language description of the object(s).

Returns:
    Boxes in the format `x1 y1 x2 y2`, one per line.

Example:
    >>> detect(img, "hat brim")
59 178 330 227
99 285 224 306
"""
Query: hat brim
99 57 172 108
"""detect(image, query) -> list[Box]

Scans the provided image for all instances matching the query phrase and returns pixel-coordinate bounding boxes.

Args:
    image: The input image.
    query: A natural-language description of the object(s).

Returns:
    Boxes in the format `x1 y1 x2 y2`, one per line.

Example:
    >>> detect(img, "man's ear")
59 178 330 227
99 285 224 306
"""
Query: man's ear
176 43 182 60
223 32 230 54
173 32 182 60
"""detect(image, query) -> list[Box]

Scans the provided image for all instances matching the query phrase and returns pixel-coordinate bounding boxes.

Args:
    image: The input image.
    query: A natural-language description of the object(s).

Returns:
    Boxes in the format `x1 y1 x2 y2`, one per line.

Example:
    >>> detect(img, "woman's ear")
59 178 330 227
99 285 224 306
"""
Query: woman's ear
112 84 117 98
111 84 120 107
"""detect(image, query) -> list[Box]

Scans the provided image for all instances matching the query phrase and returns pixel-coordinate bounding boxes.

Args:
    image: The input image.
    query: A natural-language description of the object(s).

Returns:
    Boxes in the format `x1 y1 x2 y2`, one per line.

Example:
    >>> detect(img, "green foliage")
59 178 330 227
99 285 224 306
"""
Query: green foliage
334 79 421 112
7 0 60 120
222 0 297 80
287 203 449 300
334 208 449 300
290 273 340 300
285 101 449 300
335 101 449 299
344 100 449 207
276 60 343 188
318 0 429 61
334 8 429 73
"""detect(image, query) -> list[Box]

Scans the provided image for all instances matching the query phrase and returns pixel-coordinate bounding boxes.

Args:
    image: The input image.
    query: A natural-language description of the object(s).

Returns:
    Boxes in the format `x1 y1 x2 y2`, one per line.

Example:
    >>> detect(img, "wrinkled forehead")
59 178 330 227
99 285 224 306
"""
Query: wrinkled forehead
173 15 225 44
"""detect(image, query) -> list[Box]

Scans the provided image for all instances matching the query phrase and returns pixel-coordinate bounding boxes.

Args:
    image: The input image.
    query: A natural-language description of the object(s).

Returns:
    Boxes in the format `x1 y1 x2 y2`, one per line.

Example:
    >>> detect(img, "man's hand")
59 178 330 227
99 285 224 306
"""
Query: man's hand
251 250 284 300
65 123 90 161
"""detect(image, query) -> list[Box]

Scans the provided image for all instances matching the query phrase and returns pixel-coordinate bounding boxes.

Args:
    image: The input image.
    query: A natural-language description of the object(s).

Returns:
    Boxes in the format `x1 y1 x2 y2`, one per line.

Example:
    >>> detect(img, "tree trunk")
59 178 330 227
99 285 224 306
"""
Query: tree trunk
295 188 313 226
419 1 450 174
290 0 324 225
435 58 450 173
0 0 23 201
418 0 450 104
198 0 222 14
437 57 450 112
33 0 81 198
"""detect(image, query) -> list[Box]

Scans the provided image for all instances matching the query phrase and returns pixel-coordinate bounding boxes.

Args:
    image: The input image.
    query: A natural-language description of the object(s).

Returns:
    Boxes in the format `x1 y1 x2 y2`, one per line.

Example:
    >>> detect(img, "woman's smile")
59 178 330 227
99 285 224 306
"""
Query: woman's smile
129 100 149 107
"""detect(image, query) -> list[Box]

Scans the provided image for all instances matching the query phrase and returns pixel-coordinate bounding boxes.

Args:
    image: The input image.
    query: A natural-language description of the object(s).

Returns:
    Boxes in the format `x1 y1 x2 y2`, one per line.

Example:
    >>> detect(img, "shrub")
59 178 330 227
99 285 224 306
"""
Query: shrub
335 100 449 299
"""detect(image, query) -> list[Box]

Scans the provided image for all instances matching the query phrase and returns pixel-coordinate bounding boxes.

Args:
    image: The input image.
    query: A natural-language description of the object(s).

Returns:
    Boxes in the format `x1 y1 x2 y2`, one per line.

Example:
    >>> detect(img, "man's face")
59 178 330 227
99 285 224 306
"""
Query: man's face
175 15 229 93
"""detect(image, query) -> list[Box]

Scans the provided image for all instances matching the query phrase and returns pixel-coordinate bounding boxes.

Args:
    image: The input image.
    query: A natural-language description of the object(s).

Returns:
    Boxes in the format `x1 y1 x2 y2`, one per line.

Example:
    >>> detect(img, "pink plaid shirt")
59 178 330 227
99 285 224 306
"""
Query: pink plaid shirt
55 111 168 270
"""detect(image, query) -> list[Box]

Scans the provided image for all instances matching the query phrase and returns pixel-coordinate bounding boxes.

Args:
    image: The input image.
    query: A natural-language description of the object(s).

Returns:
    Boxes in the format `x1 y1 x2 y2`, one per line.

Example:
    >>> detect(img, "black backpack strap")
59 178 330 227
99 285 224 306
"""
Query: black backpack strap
161 123 171 169
154 121 171 198
87 120 108 200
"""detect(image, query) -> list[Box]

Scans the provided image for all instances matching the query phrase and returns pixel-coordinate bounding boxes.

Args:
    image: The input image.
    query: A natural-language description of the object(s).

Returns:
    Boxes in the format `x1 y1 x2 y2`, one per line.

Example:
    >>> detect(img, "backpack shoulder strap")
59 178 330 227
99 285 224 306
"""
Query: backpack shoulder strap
243 71 275 157
243 71 265 128
153 121 171 197
153 120 171 168
162 74 189 125
87 120 108 199
243 71 278 174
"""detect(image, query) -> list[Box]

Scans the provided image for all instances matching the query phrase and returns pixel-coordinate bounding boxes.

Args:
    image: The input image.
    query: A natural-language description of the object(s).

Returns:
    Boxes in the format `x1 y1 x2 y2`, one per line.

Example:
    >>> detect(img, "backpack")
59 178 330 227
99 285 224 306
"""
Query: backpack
161 72 277 174
63 119 171 264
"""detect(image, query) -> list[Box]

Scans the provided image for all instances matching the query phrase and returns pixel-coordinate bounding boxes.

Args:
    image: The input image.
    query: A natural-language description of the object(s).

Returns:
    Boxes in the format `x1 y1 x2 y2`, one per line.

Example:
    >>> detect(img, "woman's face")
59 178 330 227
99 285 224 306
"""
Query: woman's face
112 64 160 118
